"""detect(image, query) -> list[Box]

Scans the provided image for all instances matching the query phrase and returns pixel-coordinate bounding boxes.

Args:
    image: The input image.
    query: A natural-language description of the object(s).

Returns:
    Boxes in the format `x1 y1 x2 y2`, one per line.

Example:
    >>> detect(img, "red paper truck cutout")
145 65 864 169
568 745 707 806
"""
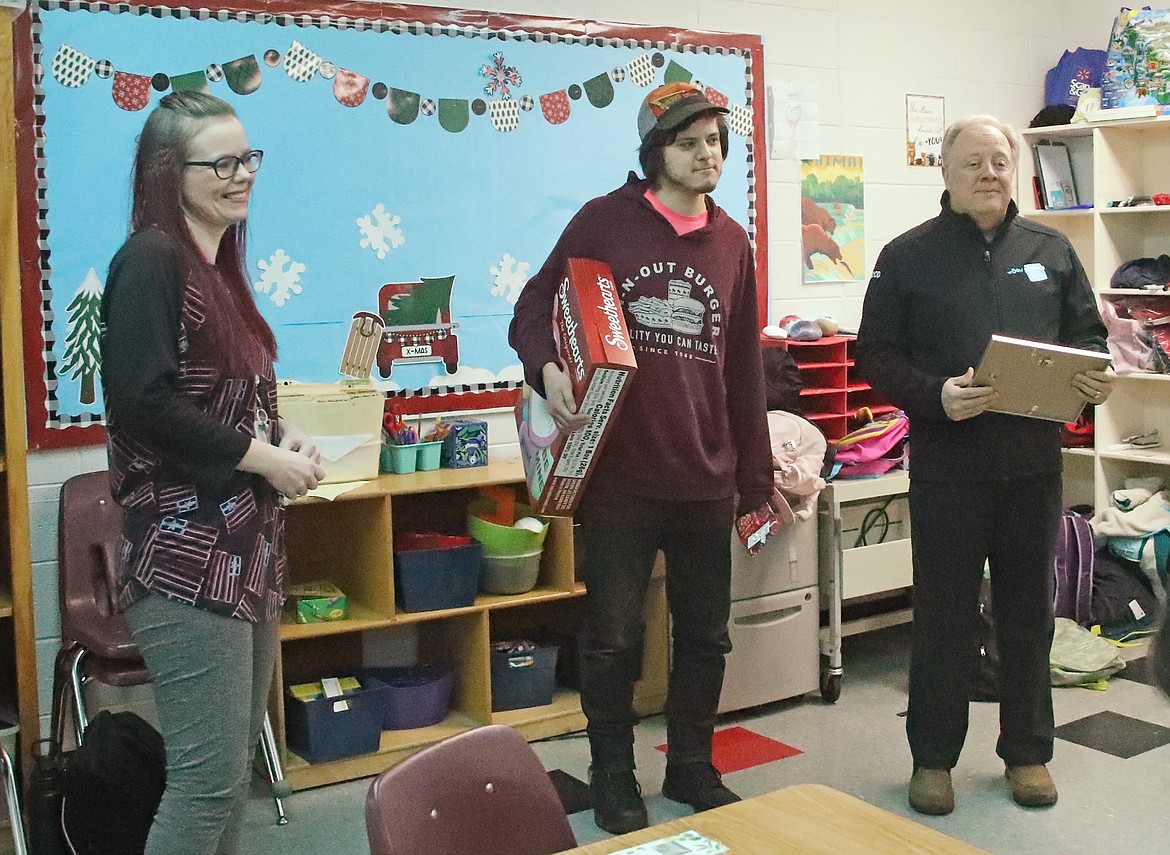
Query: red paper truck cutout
375 274 461 377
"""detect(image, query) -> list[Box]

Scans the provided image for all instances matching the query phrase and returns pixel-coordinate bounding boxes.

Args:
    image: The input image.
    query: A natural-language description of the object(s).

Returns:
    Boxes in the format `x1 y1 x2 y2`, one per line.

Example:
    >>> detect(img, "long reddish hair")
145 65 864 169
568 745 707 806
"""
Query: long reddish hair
131 91 276 376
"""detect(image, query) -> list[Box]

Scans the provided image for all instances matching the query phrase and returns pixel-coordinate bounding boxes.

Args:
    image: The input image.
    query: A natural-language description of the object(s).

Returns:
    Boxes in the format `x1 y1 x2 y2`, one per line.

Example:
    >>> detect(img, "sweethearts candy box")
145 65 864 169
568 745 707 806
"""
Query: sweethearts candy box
516 258 637 516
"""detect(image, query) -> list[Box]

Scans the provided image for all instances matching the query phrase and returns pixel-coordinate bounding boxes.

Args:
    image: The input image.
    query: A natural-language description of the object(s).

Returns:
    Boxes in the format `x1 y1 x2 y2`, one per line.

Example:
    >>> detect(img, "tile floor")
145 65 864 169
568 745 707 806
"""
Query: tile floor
10 623 1167 854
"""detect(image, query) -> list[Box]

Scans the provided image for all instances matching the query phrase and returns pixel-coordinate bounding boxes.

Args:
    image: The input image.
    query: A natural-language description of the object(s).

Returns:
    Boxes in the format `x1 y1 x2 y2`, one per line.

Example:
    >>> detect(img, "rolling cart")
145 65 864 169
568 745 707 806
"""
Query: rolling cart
817 471 914 702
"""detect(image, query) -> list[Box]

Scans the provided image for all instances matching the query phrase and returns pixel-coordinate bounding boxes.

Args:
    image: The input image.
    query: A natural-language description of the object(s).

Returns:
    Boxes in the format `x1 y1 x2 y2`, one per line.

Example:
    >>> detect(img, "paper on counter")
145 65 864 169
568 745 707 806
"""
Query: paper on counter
304 481 369 501
605 830 728 855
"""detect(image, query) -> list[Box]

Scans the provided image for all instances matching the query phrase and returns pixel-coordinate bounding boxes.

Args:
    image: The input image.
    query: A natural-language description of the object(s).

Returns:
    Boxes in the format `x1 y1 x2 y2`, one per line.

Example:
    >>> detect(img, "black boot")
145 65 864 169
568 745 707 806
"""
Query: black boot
590 768 648 834
661 762 740 812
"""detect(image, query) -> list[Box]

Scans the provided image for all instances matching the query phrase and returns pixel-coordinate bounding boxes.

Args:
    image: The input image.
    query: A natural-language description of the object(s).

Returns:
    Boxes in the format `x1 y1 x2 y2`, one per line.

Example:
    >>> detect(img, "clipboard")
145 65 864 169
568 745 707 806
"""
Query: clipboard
972 334 1111 422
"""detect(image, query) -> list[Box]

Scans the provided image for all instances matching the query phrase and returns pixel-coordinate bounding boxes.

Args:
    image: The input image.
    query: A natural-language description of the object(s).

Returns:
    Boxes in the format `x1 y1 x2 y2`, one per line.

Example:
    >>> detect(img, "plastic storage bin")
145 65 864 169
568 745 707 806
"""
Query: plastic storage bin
479 550 542 595
394 533 481 612
284 676 387 764
490 644 558 712
358 664 455 730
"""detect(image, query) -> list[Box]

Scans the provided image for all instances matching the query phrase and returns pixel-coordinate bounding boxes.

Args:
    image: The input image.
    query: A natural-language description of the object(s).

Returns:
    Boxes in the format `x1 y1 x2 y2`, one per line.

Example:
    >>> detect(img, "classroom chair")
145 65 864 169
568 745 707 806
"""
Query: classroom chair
365 724 577 855
50 470 291 825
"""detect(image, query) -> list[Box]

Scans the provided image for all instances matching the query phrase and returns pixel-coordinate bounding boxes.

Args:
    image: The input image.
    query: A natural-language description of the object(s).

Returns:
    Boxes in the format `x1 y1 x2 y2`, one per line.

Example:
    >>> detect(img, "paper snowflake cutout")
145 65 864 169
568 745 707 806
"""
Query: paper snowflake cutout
490 253 531 305
255 249 305 307
357 203 406 260
480 52 522 99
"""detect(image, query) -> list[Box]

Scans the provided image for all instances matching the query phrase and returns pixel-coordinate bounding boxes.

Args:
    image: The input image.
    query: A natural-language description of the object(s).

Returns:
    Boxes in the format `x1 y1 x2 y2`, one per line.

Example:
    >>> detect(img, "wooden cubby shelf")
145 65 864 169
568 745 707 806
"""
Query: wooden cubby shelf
274 458 668 791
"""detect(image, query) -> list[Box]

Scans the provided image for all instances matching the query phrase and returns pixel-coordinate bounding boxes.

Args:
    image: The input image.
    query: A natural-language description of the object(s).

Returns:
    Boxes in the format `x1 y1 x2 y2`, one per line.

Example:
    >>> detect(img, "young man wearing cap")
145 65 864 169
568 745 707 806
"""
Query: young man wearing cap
509 82 773 835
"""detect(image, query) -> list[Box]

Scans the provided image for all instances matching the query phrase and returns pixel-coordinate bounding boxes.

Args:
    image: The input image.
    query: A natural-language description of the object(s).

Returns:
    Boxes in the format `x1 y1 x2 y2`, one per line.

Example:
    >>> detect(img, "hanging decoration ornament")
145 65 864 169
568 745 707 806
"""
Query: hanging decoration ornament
489 98 520 132
111 71 151 111
263 49 281 68
284 41 322 82
626 53 654 87
727 103 754 137
223 55 262 95
170 70 209 93
420 98 437 117
333 68 370 107
438 98 469 133
205 63 224 83
519 94 534 112
540 90 570 124
52 44 96 88
704 86 730 108
611 65 626 84
94 60 113 79
387 87 420 123
319 61 337 80
663 60 692 85
150 73 170 92
583 72 614 108
480 51 521 99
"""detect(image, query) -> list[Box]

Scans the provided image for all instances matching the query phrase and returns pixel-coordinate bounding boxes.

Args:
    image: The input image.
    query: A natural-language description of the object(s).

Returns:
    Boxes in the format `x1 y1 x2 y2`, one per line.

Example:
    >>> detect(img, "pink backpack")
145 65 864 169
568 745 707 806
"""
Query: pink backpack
832 412 909 479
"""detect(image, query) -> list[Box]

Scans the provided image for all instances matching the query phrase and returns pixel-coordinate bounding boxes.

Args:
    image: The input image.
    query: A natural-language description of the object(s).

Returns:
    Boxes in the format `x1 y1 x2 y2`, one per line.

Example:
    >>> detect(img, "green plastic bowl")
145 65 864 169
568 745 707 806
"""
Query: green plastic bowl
467 500 549 557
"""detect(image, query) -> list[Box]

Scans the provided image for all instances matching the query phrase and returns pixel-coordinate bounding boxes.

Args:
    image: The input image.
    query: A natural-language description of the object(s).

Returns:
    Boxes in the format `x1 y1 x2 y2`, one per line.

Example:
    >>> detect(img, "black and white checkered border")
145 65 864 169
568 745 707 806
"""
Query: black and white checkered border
394 379 521 400
31 1 760 415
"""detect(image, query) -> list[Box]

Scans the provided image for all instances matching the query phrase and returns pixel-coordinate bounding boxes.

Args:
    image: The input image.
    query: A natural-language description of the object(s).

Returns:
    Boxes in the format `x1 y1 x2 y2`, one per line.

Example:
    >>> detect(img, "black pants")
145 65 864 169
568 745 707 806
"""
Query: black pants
576 494 734 772
907 476 1060 770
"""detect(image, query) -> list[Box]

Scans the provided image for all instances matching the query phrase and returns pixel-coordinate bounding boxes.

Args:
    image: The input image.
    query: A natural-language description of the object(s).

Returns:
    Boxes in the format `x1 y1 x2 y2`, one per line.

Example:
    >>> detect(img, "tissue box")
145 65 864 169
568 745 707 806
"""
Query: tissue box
516 258 637 516
287 580 348 624
440 418 488 468
275 380 384 483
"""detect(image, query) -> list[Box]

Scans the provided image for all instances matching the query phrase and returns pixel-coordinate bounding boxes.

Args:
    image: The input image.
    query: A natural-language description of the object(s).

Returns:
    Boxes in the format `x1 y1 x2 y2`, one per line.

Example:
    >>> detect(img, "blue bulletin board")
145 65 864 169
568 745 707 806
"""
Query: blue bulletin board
13 1 768 449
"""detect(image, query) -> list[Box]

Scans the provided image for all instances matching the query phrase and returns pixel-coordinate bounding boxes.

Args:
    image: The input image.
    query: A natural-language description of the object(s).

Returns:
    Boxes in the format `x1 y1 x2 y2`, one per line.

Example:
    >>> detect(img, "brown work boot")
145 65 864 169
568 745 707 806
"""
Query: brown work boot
1005 764 1058 807
908 767 954 815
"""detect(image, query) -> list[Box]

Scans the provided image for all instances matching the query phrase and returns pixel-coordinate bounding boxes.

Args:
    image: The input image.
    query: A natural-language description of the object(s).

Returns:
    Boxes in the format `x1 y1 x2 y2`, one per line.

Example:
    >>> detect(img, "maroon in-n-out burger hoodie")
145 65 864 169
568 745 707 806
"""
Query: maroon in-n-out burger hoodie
509 173 773 514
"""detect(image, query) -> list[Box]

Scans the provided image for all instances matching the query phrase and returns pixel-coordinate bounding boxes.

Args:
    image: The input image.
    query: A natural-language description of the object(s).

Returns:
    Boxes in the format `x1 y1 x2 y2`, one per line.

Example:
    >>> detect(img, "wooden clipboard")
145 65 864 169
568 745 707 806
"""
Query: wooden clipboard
972 334 1111 422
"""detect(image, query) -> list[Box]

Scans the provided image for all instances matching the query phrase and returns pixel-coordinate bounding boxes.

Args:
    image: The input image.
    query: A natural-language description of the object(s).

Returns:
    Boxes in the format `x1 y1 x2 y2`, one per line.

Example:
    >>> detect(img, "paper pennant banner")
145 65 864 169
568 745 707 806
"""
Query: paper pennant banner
584 72 614 108
519 94 534 112
626 54 655 87
489 98 520 132
319 61 337 80
206 63 224 83
334 68 369 107
420 98 437 117
94 60 113 79
663 60 693 85
52 44 96 88
170 70 209 93
285 41 322 82
387 87 421 124
728 103 754 136
704 86 730 109
438 99 469 133
611 65 626 84
224 55 262 95
540 90 570 125
111 71 151 111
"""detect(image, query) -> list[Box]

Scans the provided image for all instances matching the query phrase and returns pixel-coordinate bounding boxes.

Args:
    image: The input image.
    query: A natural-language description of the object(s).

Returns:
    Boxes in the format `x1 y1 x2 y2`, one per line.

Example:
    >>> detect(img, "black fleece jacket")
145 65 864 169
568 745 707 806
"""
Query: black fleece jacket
855 192 1107 483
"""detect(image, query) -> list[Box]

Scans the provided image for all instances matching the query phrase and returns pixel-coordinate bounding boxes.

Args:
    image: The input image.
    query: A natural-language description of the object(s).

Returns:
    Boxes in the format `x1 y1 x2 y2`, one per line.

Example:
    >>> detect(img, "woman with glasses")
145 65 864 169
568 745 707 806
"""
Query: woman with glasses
100 91 325 855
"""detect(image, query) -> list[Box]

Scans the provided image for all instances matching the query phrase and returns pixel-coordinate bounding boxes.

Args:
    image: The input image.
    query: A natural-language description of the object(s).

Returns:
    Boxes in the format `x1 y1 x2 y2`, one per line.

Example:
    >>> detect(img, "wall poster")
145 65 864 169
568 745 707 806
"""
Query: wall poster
11 0 768 449
799 156 863 284
905 93 943 167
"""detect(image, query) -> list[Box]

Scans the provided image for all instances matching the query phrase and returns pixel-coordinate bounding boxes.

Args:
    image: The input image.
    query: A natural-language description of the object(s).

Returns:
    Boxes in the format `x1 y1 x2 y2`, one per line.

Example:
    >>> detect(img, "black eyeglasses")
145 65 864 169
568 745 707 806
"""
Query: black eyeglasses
183 150 264 180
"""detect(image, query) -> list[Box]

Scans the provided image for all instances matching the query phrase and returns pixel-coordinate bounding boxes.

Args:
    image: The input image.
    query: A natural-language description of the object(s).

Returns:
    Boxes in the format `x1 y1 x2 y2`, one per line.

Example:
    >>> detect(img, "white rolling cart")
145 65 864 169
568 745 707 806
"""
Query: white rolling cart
817 471 913 702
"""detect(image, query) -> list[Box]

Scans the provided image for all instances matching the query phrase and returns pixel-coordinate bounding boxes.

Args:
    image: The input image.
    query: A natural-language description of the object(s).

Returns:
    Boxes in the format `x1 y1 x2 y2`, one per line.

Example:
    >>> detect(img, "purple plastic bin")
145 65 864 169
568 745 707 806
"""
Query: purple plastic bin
359 665 455 730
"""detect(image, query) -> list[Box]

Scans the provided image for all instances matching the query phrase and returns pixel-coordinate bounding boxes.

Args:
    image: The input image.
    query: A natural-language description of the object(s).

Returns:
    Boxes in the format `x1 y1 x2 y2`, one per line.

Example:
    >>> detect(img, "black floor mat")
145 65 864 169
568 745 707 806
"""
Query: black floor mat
1055 710 1170 759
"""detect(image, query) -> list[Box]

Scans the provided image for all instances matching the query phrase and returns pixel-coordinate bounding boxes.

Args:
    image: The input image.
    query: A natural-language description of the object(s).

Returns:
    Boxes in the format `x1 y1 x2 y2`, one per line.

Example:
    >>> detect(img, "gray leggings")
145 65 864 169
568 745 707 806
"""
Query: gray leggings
125 592 279 855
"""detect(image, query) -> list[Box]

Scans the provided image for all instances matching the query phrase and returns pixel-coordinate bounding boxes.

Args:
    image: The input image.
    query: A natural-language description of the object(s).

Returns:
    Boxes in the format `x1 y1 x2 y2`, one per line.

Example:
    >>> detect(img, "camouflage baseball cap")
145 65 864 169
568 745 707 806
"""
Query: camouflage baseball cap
637 81 728 142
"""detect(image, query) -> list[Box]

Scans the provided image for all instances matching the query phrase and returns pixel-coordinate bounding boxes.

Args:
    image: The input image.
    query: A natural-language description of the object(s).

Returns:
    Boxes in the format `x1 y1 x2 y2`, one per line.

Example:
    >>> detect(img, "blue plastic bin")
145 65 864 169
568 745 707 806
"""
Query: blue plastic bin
490 645 558 712
394 533 481 612
284 676 387 764
359 664 456 730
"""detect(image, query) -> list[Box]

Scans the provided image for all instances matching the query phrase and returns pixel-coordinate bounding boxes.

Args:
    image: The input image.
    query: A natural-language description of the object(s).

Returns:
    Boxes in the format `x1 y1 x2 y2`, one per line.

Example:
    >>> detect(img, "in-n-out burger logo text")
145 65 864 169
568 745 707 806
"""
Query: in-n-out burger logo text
558 276 587 382
596 274 629 351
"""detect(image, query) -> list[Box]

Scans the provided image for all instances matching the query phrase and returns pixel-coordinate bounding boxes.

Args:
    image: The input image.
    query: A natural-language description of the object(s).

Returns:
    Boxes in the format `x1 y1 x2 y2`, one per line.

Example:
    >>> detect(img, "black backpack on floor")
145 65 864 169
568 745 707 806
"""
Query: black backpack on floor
60 710 166 855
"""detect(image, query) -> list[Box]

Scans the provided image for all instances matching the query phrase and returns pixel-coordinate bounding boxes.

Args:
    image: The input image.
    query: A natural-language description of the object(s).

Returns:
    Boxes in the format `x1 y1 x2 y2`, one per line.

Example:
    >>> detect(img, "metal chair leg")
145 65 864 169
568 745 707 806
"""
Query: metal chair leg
0 735 29 855
67 648 89 746
259 713 289 825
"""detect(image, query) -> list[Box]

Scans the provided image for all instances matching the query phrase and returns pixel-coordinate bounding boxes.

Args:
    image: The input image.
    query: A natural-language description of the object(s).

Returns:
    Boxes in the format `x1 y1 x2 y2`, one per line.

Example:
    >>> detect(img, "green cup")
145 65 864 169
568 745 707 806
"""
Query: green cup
416 441 443 471
385 443 419 474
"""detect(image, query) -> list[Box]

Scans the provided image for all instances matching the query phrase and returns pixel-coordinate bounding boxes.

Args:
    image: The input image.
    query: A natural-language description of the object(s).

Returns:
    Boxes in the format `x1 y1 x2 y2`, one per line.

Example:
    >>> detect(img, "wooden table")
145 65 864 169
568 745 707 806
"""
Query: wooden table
557 783 990 854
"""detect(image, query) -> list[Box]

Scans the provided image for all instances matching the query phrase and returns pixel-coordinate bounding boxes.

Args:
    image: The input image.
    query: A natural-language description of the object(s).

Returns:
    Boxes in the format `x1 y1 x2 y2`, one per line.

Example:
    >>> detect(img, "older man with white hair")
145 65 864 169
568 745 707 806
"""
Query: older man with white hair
856 114 1114 816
